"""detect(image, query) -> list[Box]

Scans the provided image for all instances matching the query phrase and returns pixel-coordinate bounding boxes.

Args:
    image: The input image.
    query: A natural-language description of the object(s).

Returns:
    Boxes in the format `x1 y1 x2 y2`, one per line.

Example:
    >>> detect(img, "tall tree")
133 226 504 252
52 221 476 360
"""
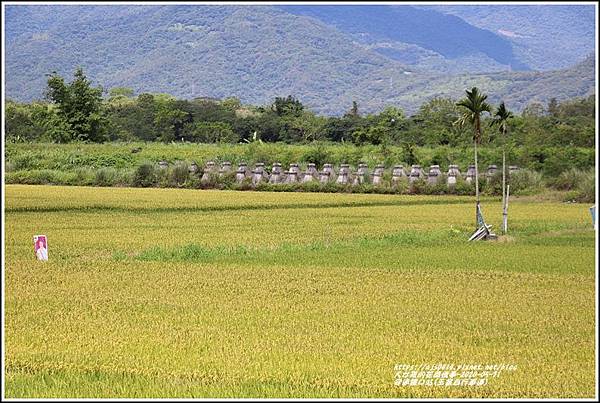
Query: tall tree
271 96 304 117
348 101 359 117
46 67 108 142
455 87 492 229
490 102 514 234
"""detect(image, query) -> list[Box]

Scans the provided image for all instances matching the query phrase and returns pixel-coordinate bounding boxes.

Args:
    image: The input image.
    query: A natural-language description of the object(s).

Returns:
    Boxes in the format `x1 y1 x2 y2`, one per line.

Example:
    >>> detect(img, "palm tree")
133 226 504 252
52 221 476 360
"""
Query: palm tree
490 102 514 235
455 87 492 229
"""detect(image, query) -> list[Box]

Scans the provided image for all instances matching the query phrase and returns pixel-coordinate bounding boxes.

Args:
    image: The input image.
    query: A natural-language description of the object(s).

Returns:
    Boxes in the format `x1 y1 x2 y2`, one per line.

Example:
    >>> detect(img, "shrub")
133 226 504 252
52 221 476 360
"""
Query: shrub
550 168 592 191
5 169 69 185
73 168 96 186
449 177 474 196
564 170 595 203
11 152 42 170
94 167 119 187
483 171 503 196
199 170 227 189
115 169 135 187
168 161 190 187
133 162 158 187
299 180 324 193
408 178 428 195
508 169 544 195
301 145 332 167
424 178 449 195
389 177 408 194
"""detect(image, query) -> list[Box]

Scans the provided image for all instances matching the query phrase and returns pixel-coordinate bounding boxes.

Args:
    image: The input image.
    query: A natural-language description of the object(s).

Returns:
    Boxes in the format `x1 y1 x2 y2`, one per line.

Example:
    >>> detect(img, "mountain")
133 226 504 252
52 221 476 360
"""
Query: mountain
5 4 414 114
278 5 529 74
383 55 595 114
421 4 595 71
4 5 596 115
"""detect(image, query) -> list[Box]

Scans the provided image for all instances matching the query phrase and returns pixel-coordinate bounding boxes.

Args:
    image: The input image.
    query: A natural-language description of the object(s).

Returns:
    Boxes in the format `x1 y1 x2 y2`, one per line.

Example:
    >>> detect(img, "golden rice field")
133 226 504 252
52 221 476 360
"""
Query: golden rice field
4 184 596 398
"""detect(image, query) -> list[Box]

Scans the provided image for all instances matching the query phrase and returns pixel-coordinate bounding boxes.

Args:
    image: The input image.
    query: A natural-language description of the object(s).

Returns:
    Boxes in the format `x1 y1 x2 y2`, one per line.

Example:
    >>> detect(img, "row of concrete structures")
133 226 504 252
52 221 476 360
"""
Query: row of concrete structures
158 160 520 186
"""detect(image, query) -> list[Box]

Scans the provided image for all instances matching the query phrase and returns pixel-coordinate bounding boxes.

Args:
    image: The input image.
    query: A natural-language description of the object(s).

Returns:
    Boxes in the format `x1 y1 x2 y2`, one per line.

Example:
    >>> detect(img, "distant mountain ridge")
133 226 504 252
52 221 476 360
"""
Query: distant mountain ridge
4 4 596 115
279 5 530 72
420 4 595 71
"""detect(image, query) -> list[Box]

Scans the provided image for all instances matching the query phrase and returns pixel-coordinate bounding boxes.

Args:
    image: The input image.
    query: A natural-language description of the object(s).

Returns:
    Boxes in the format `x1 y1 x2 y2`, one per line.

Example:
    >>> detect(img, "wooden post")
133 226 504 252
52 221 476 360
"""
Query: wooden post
503 184 510 234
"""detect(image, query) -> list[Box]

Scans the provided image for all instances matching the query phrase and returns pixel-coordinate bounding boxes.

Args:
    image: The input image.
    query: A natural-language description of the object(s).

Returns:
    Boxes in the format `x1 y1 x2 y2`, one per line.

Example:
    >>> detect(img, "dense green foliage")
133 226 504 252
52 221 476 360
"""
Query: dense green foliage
45 67 108 143
5 69 595 149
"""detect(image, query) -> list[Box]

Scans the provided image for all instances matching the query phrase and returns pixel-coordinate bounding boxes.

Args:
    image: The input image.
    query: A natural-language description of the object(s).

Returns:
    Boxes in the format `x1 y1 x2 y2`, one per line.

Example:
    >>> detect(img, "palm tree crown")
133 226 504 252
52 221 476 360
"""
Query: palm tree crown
455 87 492 144
490 101 514 137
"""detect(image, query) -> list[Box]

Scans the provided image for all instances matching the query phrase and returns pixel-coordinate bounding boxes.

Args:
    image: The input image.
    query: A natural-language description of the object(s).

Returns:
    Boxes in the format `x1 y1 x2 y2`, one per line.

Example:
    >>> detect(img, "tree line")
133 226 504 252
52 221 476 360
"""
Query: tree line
5 68 595 148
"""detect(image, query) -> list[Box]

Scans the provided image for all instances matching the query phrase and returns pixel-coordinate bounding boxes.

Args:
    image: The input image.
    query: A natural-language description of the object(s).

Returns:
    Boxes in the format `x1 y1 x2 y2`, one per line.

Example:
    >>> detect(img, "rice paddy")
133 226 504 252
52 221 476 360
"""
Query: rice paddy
3 184 596 398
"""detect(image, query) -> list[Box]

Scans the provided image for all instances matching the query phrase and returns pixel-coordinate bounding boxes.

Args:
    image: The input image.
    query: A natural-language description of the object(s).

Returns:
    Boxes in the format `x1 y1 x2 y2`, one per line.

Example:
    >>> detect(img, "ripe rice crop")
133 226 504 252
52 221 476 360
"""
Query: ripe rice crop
4 185 596 398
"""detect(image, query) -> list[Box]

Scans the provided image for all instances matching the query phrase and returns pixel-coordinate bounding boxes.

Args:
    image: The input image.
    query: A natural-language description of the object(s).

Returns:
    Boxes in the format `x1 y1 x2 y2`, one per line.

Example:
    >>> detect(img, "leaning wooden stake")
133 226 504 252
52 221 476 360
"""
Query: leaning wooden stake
503 184 510 234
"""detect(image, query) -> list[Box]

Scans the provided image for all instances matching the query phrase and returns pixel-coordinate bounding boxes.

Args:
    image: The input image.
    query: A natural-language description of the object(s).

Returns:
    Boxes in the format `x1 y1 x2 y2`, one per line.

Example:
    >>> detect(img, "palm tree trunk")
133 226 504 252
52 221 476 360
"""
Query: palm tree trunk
474 139 480 228
504 185 510 233
502 150 507 234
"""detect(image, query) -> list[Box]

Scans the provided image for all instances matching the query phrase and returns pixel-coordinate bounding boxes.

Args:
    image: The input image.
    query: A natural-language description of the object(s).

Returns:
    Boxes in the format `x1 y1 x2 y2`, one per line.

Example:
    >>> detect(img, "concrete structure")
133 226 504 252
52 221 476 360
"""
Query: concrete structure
392 165 407 186
251 163 269 185
302 163 319 183
200 161 216 183
409 165 425 183
269 163 285 184
447 165 461 187
427 165 442 185
336 164 351 185
235 162 251 183
353 163 369 185
486 165 498 179
284 163 300 183
184 161 514 191
319 164 336 184
371 164 385 185
465 165 477 184
218 161 232 177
